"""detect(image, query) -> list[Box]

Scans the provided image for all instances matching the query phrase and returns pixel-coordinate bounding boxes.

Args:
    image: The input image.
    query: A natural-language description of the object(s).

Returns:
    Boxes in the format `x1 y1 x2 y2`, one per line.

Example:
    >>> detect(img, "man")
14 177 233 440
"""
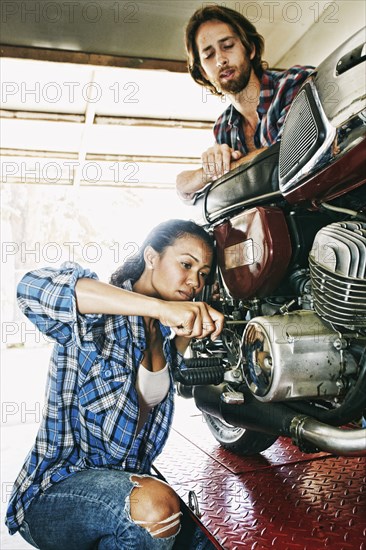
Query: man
176 5 314 202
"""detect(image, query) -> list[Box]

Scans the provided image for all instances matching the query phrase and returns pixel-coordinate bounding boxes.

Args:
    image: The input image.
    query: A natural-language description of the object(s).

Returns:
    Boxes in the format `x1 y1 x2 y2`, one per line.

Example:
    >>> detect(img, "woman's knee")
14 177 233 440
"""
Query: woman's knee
129 475 181 538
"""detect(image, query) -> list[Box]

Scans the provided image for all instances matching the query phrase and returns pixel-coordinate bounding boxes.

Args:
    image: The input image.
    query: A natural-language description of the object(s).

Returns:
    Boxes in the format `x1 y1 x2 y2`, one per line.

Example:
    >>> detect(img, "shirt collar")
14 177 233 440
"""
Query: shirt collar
225 70 276 129
227 103 241 129
257 70 276 115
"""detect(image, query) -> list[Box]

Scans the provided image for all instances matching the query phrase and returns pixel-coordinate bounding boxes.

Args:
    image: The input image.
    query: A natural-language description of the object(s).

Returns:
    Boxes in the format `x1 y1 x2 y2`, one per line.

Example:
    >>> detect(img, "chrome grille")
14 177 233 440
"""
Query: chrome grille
279 82 326 186
309 222 366 329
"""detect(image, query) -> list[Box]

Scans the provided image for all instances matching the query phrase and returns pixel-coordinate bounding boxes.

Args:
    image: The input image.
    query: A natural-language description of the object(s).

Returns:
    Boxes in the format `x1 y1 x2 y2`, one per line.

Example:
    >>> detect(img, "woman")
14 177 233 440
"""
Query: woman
6 219 223 550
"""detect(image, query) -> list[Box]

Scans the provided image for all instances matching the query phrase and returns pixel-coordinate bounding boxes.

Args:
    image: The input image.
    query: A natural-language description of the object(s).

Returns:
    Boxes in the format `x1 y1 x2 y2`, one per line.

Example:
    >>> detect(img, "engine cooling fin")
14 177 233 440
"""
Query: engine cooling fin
309 221 366 329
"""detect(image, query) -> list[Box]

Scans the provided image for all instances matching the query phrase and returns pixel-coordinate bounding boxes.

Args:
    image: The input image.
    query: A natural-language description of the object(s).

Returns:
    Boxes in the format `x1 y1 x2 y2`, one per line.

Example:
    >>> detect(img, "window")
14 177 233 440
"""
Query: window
1 58 225 339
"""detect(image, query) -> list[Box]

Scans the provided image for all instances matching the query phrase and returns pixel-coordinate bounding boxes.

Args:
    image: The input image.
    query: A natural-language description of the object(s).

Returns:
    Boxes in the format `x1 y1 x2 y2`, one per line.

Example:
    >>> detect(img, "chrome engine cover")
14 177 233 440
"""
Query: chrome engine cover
242 310 357 402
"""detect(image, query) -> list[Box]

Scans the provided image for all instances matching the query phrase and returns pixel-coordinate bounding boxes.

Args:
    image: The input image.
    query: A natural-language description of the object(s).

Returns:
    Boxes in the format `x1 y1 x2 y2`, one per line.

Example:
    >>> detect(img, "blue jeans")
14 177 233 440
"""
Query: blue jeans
19 469 215 550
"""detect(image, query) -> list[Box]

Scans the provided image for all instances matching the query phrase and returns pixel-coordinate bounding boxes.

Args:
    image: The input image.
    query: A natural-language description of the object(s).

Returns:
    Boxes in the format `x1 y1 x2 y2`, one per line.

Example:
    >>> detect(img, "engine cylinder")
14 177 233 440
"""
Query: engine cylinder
242 311 357 402
309 221 366 330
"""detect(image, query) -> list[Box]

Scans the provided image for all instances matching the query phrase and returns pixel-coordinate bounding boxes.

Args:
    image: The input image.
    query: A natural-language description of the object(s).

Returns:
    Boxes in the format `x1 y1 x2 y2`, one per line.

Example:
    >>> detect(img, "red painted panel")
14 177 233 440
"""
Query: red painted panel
214 207 292 300
282 137 366 206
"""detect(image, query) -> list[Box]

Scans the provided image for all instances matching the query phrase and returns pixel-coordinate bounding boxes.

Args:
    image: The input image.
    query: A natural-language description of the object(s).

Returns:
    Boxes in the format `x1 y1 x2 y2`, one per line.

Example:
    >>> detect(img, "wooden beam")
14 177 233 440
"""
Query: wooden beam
0 45 188 72
0 148 199 164
1 110 213 129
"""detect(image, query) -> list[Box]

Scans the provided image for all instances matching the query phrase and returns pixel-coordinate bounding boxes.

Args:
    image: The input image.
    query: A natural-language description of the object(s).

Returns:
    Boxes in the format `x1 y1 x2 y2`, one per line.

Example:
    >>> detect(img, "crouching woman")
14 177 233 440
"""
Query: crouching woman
5 219 223 550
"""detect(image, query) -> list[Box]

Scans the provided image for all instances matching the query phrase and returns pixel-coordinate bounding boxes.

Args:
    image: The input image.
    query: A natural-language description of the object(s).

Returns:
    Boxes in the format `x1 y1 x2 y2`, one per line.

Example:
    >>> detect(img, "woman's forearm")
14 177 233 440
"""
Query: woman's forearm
75 278 224 341
75 278 161 318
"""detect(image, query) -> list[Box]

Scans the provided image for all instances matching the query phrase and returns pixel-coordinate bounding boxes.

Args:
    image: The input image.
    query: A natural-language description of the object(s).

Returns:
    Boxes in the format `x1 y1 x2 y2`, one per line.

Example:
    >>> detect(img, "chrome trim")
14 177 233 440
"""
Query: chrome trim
291 416 366 456
205 190 282 223
279 78 336 193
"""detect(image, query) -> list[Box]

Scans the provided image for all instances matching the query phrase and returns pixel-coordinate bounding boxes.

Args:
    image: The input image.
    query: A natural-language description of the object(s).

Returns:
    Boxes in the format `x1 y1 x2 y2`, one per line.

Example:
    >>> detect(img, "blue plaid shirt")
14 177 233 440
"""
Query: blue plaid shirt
6 263 182 534
214 66 314 153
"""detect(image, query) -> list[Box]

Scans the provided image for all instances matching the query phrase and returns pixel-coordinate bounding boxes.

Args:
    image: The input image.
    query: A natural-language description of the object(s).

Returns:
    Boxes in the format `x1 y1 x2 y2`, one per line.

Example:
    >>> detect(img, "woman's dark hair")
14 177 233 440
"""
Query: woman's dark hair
185 5 265 95
110 219 214 287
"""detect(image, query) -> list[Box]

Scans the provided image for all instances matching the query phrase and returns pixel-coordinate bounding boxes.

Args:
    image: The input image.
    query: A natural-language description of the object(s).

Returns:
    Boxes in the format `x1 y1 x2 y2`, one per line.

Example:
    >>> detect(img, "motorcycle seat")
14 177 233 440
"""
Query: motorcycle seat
193 142 281 223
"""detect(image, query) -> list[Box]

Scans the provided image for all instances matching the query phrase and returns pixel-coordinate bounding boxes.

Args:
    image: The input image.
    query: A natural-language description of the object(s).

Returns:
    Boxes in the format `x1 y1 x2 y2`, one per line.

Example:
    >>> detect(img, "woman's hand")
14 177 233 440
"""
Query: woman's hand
157 300 224 341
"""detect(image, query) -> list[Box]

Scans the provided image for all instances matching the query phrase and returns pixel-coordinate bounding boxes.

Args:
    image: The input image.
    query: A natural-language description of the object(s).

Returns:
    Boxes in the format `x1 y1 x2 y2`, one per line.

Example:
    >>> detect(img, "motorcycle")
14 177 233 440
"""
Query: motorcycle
174 27 366 457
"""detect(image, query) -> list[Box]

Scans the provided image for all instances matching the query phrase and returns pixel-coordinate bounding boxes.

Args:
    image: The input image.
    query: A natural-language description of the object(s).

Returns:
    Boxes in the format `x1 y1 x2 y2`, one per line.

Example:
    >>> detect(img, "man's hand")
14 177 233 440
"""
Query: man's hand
157 300 224 342
176 146 267 204
176 145 244 202
202 144 244 181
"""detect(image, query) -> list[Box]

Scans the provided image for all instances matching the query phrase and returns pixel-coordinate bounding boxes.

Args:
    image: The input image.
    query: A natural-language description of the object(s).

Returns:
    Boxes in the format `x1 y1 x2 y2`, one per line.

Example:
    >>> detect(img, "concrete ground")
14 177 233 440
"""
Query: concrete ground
1 346 51 549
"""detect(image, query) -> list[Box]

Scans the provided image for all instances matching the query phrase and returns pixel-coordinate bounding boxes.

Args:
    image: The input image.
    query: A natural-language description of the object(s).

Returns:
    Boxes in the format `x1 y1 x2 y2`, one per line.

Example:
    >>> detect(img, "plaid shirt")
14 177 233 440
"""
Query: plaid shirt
6 263 182 534
213 66 314 153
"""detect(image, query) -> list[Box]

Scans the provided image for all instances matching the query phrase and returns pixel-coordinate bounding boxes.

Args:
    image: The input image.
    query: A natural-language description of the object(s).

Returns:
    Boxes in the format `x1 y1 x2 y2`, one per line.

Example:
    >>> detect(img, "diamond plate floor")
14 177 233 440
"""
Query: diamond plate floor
154 397 366 550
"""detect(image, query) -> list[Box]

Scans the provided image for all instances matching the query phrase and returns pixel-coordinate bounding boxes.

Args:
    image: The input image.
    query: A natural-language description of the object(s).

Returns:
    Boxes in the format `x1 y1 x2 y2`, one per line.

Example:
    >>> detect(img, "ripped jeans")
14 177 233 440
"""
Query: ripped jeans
19 469 180 550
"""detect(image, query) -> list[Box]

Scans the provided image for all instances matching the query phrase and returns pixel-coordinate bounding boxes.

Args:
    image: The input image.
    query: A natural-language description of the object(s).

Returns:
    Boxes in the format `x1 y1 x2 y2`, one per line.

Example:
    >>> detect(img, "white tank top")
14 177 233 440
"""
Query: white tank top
135 364 170 432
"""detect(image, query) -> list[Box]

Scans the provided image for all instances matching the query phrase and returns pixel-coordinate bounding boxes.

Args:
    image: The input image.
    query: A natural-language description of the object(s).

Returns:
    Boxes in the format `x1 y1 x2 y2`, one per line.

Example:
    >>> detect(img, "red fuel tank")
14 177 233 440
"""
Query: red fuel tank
214 206 292 299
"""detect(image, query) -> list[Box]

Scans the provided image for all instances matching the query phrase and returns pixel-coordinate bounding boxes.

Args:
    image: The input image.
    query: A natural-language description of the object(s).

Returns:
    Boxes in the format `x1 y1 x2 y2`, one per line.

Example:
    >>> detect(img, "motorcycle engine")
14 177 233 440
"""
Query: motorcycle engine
242 221 366 402
309 221 366 330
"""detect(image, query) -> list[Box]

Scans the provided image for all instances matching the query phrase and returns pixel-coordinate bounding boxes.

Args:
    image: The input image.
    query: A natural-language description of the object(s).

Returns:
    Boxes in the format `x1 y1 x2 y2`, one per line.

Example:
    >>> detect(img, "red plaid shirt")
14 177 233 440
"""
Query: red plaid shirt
213 66 314 153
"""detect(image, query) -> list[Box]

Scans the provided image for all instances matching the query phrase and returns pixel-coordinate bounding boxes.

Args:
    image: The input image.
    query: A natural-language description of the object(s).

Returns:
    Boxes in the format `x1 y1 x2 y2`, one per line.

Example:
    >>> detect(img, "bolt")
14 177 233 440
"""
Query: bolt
333 337 348 351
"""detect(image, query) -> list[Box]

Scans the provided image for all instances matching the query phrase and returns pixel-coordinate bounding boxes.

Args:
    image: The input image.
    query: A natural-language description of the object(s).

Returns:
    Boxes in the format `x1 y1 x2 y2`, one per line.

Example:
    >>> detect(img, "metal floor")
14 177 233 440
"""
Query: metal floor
154 398 366 550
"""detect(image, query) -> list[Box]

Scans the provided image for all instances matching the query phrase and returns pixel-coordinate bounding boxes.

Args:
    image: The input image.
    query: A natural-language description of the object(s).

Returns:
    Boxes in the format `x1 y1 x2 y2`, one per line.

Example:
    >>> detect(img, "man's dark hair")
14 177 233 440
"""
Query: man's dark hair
185 5 265 95
110 219 214 286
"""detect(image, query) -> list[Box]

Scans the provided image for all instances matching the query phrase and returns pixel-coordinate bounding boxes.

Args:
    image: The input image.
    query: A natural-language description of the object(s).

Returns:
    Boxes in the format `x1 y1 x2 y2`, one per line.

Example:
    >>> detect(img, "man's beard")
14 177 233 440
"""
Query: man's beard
218 64 252 94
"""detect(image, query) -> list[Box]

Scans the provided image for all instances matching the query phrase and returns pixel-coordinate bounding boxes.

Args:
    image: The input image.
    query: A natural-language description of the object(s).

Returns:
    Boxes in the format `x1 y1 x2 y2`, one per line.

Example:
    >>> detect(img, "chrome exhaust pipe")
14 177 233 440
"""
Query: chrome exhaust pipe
193 384 366 457
291 416 366 456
